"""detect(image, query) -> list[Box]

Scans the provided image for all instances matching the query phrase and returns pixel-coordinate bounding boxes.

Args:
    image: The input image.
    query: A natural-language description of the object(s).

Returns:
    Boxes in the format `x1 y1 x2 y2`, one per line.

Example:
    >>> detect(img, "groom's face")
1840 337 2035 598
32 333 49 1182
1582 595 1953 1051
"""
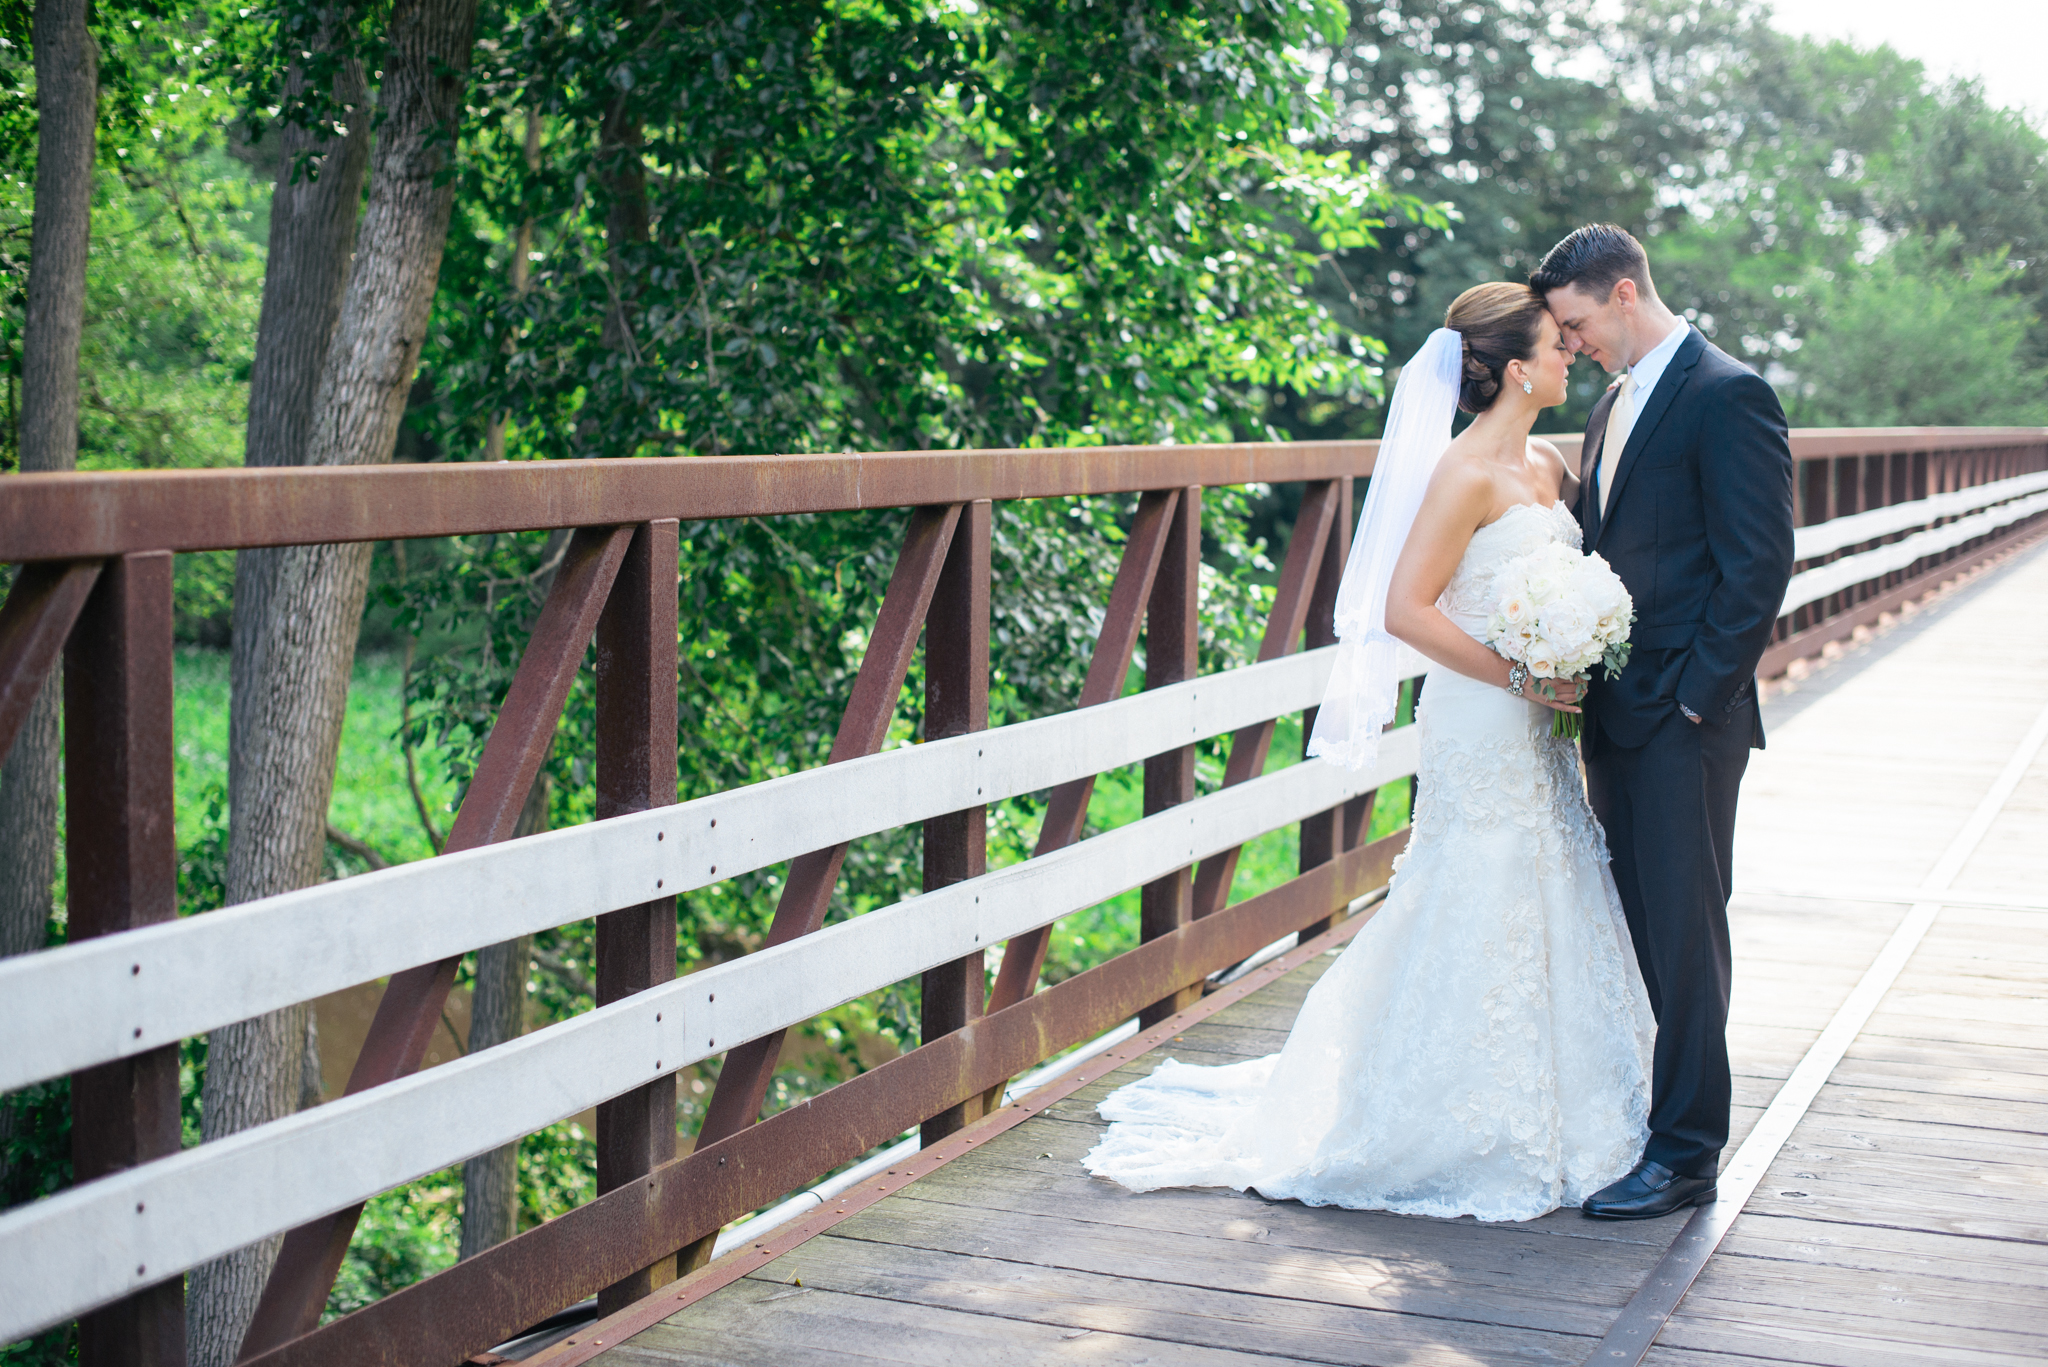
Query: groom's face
1542 280 1635 375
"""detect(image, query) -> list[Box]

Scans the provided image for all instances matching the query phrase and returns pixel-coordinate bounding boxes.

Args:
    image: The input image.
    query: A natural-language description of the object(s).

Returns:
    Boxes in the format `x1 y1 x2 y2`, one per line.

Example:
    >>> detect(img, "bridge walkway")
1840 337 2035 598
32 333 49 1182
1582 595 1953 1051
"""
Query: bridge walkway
522 545 2048 1365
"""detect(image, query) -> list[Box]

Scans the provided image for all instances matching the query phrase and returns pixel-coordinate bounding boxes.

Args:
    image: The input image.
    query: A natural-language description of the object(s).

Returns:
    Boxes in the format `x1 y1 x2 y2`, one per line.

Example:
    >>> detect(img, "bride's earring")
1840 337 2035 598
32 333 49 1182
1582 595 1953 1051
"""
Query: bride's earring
1521 378 1534 394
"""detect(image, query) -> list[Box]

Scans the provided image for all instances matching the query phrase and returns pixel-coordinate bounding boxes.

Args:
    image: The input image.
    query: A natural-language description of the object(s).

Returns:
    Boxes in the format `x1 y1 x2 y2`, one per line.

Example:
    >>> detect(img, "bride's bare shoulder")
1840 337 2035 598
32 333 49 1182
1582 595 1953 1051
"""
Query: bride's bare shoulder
1418 443 1497 520
1527 437 1573 496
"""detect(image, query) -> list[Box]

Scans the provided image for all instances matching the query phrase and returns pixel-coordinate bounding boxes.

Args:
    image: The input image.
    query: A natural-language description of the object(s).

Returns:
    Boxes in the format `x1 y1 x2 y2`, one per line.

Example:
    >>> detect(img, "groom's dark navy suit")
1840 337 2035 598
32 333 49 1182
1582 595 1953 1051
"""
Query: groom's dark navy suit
1577 326 1794 1179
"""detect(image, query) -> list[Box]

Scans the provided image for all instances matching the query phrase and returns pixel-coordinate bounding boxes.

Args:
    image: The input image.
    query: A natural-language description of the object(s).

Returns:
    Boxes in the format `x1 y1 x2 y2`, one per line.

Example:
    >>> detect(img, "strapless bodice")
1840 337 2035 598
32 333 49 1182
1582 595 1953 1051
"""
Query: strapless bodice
1438 501 1582 637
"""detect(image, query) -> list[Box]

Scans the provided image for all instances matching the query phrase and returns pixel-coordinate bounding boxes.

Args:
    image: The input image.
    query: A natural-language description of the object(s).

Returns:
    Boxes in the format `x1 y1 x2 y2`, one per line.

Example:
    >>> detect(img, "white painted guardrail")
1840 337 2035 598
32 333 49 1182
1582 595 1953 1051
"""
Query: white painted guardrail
0 720 1419 1341
1781 486 2048 617
1789 470 2048 561
0 643 1436 1094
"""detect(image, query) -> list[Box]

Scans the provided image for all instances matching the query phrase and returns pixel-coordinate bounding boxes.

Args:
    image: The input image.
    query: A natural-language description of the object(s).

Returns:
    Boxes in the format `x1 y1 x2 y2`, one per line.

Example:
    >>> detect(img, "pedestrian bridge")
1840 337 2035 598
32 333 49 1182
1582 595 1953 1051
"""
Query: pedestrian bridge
1 429 2044 1366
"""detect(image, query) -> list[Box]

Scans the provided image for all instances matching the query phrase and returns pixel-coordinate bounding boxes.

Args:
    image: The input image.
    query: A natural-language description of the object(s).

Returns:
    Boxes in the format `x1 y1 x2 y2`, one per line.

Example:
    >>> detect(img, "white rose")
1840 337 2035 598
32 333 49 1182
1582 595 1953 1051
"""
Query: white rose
1526 650 1558 678
1498 593 1534 628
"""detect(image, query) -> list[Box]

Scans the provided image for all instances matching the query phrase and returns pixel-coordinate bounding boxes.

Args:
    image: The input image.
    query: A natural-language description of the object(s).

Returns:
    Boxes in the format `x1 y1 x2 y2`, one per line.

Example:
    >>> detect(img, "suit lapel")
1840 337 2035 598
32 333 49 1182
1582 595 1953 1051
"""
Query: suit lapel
1578 384 1620 547
1594 327 1706 552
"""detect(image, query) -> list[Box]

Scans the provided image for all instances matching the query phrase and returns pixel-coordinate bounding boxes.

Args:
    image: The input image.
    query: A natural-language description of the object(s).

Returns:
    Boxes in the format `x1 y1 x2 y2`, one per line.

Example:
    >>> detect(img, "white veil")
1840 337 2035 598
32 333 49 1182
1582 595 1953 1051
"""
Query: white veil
1306 327 1464 771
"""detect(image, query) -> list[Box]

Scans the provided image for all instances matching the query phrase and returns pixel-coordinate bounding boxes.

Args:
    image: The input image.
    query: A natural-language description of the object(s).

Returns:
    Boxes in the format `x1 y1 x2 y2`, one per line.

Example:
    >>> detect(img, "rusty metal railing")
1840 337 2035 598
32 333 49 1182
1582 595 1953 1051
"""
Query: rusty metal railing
0 440 1408 1367
1752 429 2048 675
1 427 2043 1367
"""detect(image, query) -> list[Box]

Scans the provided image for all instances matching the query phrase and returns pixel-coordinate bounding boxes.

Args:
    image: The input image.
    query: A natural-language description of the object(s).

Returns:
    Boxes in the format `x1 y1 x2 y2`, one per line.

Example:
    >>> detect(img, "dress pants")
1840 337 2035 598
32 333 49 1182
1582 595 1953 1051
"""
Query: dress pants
1584 690 1754 1179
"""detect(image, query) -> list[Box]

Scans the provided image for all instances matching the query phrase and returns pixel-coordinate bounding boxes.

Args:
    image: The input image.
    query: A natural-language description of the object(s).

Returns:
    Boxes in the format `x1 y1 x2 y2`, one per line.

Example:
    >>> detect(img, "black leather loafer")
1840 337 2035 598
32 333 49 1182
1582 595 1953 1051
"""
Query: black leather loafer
1581 1159 1717 1220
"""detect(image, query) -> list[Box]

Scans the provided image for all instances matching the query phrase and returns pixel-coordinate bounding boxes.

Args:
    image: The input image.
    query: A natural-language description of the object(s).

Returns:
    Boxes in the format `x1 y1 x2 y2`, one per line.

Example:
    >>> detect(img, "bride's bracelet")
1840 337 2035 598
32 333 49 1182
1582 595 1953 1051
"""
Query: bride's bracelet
1506 661 1529 697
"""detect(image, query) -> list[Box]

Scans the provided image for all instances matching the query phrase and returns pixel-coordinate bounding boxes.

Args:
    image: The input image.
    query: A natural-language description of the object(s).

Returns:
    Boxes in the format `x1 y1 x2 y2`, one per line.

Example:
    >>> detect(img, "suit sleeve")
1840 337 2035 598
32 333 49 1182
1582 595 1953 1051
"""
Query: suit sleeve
1676 368 1795 722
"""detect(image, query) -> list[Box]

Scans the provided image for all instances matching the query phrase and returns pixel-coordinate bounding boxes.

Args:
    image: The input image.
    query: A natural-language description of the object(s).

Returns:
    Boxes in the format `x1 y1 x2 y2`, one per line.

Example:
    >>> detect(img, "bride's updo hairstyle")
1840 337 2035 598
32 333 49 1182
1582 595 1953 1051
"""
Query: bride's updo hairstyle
1444 282 1549 414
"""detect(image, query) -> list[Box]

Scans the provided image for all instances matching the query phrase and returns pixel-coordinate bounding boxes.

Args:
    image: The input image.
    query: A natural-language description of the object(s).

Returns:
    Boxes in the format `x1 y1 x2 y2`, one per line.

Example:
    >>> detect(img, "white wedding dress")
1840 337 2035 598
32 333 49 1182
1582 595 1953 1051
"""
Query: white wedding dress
1083 502 1656 1222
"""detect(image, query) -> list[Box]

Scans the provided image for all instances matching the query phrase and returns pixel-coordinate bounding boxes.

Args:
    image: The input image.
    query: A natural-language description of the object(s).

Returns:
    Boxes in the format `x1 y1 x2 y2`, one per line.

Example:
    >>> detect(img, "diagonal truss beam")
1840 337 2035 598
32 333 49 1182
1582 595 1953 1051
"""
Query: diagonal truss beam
1190 479 1341 918
241 523 639 1356
0 558 102 765
686 504 964 1167
984 488 1182 1017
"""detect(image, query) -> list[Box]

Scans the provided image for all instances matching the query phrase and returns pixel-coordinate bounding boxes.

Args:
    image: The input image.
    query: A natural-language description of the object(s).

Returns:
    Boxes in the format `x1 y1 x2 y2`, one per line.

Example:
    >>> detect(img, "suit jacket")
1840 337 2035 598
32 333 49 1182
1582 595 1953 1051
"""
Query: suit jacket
1576 327 1795 751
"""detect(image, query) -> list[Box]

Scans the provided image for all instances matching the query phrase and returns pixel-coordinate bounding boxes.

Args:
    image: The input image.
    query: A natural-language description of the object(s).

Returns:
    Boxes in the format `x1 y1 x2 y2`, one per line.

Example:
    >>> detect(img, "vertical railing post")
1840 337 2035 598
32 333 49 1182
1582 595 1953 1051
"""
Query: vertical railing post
64 551 184 1367
593 519 681 1314
1138 487 1200 1028
1299 477 1370 940
919 500 990 1146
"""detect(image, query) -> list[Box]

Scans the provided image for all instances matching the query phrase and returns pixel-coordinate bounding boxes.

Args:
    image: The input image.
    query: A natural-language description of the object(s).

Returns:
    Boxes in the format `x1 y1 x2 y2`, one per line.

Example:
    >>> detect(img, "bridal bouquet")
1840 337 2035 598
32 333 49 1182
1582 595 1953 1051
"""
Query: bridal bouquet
1485 542 1635 739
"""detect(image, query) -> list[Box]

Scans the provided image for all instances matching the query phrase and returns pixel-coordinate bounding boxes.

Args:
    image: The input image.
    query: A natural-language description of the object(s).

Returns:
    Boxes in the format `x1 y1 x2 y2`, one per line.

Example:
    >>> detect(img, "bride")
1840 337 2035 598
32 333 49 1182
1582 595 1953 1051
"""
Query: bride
1082 283 1655 1222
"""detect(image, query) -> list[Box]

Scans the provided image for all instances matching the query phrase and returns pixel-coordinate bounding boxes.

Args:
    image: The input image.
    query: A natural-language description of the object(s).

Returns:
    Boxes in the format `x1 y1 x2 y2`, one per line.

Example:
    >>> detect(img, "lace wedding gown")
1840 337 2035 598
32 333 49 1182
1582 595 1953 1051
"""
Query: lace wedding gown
1083 502 1655 1222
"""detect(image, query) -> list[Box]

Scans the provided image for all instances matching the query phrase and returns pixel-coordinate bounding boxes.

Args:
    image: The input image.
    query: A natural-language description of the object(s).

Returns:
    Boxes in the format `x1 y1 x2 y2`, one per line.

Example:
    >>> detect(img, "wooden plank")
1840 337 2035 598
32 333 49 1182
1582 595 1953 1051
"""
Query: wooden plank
1819 1058 2048 1105
718 1236 1599 1367
0 732 1417 1343
817 1196 1632 1338
1801 1083 2048 1134
1658 1297 2044 1366
1675 1257 2048 1335
918 1110 1685 1251
1715 1213 2048 1289
1769 1104 2048 1164
605 1280 1326 1366
880 1164 1679 1278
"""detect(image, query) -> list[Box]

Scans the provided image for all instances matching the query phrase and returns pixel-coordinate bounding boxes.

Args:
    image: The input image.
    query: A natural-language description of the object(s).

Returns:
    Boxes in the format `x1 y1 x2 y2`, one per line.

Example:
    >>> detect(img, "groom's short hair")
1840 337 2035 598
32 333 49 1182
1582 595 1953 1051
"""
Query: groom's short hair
1530 225 1652 302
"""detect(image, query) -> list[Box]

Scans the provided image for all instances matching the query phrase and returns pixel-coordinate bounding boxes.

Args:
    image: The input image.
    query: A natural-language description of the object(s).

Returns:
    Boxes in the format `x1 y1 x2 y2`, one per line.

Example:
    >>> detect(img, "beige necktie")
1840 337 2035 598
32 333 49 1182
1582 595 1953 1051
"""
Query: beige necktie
1598 370 1638 516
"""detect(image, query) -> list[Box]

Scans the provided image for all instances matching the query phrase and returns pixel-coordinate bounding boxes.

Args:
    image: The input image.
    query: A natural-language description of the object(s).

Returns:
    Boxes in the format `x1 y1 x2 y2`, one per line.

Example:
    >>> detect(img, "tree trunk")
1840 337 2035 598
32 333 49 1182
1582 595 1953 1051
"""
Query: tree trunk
2 0 97 965
598 70 649 357
458 775 545 1259
0 0 99 1197
230 24 370 796
194 0 478 1359
191 32 373 1367
229 0 481 926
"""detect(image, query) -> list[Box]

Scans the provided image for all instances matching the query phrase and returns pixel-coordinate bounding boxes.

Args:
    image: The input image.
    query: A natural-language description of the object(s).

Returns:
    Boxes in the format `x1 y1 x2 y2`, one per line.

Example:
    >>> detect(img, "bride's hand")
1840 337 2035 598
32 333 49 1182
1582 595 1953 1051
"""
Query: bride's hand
1532 675 1585 713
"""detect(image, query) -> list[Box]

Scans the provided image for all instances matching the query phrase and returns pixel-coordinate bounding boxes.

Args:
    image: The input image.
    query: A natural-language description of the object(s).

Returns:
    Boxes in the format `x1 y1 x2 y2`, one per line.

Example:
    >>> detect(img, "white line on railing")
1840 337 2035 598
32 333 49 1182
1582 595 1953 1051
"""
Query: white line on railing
1779 489 2048 617
0 726 1419 1342
0 645 1434 1094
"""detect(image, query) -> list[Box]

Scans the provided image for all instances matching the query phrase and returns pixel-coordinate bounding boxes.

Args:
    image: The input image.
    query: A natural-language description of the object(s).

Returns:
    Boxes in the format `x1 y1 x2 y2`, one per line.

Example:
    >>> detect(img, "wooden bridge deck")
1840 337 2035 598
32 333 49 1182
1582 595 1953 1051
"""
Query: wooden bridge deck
565 542 2048 1367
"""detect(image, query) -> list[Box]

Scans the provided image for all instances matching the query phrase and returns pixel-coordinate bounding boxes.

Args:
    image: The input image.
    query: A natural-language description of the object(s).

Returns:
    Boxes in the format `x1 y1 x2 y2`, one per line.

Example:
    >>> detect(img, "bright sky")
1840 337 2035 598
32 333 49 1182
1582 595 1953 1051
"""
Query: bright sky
1763 0 2046 122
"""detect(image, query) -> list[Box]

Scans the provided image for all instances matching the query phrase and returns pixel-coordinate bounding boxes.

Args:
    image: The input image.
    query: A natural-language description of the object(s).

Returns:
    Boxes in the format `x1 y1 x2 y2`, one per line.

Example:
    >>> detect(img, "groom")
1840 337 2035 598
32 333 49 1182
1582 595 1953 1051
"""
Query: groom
1532 226 1795 1219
